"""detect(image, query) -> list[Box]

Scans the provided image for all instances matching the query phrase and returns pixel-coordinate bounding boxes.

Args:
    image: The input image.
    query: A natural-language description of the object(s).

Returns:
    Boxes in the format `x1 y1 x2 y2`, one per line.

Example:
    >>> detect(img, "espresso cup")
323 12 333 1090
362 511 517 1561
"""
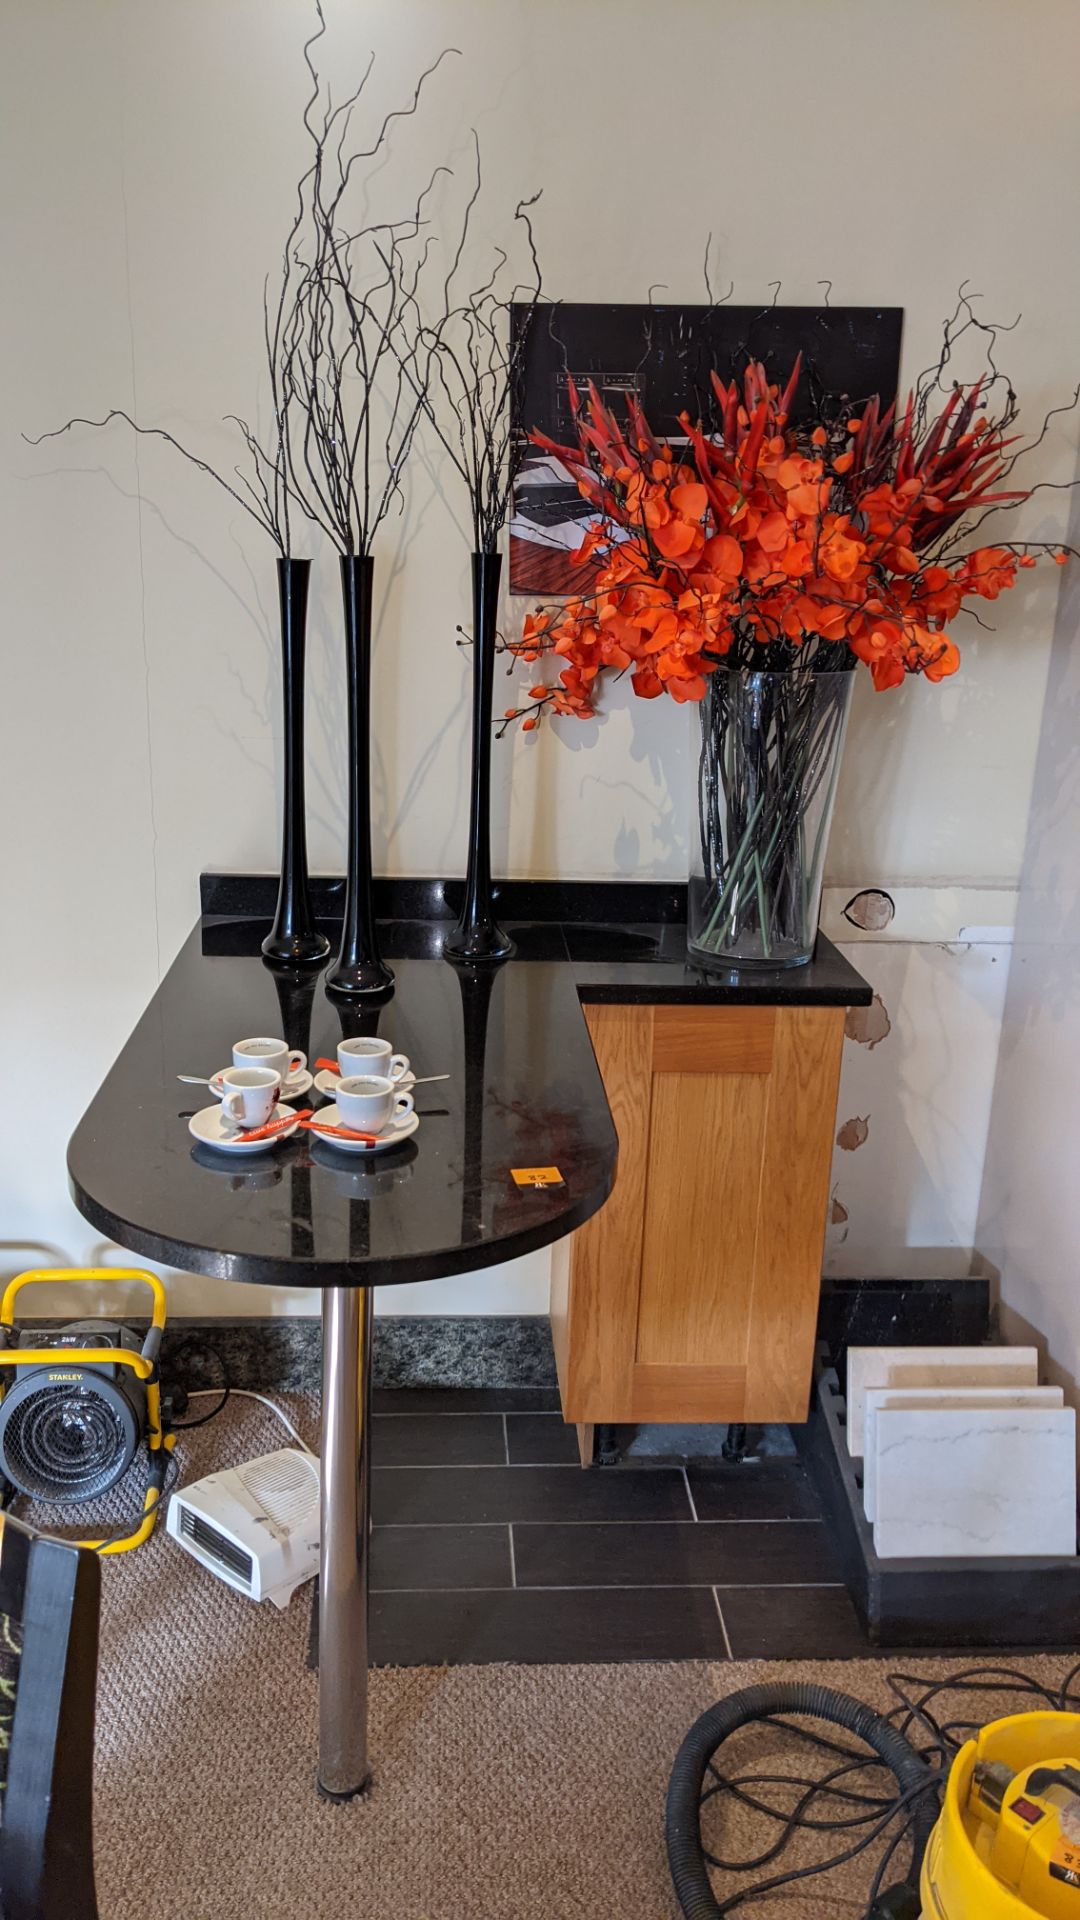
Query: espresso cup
336 1074 414 1135
219 1066 281 1131
233 1036 306 1081
337 1035 410 1084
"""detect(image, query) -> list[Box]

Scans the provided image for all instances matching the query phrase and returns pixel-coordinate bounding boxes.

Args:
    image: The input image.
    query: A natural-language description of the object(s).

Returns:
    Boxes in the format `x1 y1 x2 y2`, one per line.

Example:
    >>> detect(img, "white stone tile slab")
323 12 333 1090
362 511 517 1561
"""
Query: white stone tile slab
873 1406 1076 1560
863 1386 1063 1521
846 1346 1039 1455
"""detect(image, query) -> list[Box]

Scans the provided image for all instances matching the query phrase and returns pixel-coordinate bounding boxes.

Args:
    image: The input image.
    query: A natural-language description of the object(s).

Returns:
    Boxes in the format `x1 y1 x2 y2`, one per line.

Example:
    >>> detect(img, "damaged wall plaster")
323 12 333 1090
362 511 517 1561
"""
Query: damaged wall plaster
826 934 1012 1280
845 995 892 1050
843 889 896 932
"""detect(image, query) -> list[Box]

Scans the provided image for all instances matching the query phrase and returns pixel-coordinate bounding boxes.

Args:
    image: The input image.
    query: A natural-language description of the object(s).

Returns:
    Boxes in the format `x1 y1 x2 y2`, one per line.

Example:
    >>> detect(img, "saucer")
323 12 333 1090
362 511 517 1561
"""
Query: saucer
189 1102 301 1155
211 1067 313 1101
314 1068 415 1098
306 1105 420 1155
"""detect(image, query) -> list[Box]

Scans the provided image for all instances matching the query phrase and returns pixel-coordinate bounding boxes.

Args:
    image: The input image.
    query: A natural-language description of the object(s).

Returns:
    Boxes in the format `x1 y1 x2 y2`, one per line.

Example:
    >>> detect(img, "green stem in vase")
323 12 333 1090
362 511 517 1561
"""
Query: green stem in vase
699 789 765 944
752 851 772 959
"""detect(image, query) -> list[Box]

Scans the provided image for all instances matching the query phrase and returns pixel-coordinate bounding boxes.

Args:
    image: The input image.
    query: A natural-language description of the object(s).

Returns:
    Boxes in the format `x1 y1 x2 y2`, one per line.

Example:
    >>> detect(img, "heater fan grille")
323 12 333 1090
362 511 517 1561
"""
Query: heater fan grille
0 1380 135 1501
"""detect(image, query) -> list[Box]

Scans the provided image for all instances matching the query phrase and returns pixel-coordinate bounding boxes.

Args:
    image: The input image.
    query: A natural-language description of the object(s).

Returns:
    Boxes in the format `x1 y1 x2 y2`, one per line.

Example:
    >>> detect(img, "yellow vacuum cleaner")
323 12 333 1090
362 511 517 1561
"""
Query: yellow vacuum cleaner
0 1268 175 1554
921 1712 1080 1918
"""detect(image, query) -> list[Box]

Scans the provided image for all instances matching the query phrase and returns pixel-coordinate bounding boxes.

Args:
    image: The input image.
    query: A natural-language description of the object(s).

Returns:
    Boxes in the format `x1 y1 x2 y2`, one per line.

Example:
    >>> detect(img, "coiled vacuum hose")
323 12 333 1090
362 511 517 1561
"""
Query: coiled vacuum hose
665 1682 938 1918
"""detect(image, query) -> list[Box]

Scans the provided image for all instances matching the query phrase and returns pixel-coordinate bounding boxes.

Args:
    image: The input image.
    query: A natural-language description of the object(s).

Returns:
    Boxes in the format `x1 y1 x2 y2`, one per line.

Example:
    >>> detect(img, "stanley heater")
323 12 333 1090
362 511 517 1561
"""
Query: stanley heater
0 1268 174 1554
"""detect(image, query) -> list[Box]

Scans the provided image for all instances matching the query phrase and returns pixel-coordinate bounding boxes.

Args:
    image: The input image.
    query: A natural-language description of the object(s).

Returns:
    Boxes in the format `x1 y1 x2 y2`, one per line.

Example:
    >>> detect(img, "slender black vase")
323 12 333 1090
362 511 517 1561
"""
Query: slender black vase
450 960 496 1246
444 551 512 963
262 558 330 967
326 553 394 999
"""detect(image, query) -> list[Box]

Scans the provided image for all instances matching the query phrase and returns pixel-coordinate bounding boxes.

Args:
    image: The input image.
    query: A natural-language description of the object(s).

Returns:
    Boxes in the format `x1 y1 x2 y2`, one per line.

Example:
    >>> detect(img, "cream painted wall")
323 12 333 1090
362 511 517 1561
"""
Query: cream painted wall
977 483 1080 1392
3 0 1079 1317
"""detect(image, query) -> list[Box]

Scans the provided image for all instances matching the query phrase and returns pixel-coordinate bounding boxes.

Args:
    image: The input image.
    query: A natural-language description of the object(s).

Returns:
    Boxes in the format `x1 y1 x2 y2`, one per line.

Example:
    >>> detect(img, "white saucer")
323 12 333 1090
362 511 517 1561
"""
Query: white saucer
211 1068 313 1101
307 1105 420 1155
313 1068 415 1098
189 1102 301 1155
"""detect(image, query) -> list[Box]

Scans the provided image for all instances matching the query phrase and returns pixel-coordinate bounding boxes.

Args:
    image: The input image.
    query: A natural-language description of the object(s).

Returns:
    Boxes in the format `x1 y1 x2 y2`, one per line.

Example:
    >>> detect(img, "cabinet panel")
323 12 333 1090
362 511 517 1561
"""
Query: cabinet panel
634 1071 770 1367
555 998 846 1428
651 1005 775 1075
631 1363 747 1421
554 1004 653 1420
744 1005 845 1418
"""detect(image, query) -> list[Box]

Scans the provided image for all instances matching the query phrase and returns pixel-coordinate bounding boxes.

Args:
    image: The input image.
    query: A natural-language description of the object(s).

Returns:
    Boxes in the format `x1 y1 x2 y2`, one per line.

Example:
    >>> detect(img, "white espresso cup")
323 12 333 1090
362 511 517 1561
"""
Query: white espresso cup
233 1036 306 1081
219 1066 281 1131
337 1035 410 1083
336 1074 414 1135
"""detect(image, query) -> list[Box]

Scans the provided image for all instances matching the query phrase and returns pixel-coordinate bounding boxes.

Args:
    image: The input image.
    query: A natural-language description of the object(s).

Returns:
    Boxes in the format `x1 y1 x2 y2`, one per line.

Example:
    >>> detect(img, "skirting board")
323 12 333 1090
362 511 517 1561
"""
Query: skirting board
154 1315 560 1391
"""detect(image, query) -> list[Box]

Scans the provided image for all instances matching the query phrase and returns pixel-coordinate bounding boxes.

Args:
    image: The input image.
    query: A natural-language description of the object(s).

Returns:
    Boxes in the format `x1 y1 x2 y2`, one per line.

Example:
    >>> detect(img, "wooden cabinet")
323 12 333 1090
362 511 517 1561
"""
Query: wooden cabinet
550 1000 845 1445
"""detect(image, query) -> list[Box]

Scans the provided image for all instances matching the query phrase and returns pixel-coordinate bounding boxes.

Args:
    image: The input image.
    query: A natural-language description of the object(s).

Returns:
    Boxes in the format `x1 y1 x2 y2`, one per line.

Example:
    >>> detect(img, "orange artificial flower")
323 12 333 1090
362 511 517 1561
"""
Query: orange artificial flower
508 358 1070 726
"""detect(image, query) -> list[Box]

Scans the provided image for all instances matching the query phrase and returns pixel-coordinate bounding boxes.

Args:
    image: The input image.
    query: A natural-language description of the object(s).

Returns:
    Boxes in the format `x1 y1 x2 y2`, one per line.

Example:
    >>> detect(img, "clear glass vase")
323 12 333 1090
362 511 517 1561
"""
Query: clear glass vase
688 667 854 970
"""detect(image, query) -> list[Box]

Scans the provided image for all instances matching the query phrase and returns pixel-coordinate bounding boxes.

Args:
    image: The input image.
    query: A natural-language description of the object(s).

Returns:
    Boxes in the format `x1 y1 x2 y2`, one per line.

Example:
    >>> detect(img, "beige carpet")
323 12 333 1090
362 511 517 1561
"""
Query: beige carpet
33 1393 1074 1919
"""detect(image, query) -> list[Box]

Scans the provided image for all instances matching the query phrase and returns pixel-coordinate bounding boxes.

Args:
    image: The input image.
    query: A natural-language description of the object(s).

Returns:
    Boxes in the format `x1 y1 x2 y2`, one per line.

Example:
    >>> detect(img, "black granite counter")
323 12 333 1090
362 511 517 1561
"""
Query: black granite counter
68 880 870 1290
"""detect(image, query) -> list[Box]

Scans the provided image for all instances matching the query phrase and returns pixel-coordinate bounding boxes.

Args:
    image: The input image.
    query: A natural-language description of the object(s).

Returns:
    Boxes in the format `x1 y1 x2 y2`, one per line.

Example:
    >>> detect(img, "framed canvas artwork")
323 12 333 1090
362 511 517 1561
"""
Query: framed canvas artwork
508 302 904 595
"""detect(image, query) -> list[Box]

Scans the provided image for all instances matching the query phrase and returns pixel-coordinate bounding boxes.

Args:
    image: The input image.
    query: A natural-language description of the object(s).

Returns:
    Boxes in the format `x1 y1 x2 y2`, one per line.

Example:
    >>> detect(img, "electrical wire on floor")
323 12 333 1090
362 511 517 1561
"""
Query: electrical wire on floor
180 1390 315 1454
668 1661 1080 1919
165 1335 316 1454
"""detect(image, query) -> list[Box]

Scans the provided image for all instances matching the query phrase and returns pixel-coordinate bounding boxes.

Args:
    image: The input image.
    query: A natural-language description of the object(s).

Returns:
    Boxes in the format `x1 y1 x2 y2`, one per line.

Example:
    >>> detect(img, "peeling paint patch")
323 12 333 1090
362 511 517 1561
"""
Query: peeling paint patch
845 994 892 1050
836 1115 870 1151
843 888 896 932
829 1192 849 1225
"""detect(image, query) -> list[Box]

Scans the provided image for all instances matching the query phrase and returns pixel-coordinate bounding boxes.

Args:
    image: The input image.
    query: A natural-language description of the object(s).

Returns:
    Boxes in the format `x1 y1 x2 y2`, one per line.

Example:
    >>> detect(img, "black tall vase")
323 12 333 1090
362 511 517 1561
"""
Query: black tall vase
262 558 330 967
444 551 512 963
326 553 394 999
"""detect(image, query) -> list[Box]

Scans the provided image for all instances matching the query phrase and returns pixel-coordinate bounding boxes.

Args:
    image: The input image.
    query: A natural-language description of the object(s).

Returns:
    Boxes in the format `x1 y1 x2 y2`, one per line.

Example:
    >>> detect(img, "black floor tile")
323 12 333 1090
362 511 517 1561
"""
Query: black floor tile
372 1464 692 1527
718 1583 869 1659
505 1412 581 1465
687 1459 823 1522
369 1584 730 1665
372 1387 562 1414
373 1412 506 1467
372 1524 512 1592
513 1521 842 1590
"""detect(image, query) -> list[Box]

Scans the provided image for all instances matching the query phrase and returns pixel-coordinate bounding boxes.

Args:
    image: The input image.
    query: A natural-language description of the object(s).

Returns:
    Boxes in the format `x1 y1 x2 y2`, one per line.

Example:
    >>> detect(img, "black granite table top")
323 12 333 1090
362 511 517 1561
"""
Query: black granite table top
68 881 870 1289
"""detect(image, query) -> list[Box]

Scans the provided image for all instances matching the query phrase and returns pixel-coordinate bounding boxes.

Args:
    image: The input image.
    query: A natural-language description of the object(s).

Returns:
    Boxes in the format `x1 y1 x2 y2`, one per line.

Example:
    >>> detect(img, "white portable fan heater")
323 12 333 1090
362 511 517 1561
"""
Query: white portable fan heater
167 1446 320 1608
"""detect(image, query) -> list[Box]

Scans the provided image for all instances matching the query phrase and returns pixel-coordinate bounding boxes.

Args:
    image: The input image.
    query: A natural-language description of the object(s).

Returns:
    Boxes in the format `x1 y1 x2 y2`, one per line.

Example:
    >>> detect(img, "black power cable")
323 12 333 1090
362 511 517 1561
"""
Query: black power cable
667 1662 1080 1919
164 1335 231 1431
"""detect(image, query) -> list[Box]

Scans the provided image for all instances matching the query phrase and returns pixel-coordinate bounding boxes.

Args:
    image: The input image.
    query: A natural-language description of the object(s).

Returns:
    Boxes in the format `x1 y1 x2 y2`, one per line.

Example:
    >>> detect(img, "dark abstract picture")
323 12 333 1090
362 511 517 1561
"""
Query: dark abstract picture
508 303 904 595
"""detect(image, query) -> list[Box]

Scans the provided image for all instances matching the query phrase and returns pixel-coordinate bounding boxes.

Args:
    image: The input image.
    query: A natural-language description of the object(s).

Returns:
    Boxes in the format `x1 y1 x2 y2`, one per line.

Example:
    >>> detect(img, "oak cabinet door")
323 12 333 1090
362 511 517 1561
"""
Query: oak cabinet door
553 1002 844 1425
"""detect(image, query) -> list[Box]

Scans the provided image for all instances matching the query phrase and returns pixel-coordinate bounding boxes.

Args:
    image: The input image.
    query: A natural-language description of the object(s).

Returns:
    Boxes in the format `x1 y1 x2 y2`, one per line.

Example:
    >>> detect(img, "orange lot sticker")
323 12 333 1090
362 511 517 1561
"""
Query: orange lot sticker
510 1167 564 1189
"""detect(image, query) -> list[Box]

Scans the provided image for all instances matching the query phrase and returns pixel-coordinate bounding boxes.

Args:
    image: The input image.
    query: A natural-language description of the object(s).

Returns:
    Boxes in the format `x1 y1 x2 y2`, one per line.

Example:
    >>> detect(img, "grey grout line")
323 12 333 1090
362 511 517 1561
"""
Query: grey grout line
682 1467 699 1522
502 1414 511 1466
712 1588 735 1661
508 1524 517 1588
372 1462 686 1472
373 1410 562 1419
371 1582 846 1595
372 1517 823 1528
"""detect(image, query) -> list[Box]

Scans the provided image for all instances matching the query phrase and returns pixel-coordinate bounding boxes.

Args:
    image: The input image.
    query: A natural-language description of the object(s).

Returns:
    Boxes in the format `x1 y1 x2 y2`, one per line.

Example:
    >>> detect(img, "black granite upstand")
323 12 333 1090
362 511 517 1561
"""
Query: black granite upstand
798 1353 1080 1648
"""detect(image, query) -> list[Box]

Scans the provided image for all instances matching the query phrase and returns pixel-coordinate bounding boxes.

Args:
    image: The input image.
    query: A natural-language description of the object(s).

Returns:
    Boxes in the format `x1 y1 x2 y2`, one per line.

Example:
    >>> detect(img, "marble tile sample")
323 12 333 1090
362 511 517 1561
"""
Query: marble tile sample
846 1346 1039 1455
872 1405 1077 1560
863 1385 1064 1521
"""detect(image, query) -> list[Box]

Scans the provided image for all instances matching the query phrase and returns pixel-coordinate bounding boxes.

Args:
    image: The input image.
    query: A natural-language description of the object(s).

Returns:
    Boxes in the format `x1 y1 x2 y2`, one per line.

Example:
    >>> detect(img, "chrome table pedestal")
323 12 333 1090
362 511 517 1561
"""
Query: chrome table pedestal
318 1285 374 1799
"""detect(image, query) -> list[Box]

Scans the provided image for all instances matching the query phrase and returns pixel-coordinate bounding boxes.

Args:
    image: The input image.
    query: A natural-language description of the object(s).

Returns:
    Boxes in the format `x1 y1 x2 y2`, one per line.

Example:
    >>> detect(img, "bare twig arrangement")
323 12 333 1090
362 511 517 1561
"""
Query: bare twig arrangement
25 5 456 563
385 131 542 556
23 162 315 556
282 8 458 557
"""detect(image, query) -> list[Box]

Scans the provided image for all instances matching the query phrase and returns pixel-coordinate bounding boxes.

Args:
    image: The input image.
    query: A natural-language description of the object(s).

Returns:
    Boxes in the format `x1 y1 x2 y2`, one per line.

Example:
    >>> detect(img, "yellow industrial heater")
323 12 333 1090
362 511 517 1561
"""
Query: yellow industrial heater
0 1268 175 1554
